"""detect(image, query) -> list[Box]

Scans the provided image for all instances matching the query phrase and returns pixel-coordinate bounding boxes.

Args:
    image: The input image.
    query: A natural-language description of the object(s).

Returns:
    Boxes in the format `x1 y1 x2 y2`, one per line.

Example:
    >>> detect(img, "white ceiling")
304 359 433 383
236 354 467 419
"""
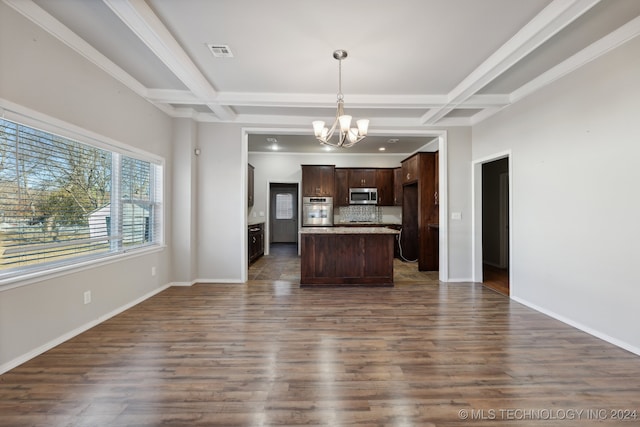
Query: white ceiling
6 0 640 154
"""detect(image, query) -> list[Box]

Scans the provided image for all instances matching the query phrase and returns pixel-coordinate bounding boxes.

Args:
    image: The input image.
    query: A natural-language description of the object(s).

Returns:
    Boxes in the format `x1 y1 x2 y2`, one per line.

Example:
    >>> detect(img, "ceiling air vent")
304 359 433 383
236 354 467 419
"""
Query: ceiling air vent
207 44 234 58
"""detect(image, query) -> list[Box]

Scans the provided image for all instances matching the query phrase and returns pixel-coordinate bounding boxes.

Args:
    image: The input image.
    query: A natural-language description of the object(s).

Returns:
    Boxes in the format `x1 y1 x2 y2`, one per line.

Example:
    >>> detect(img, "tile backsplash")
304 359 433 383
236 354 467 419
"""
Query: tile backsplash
337 205 381 223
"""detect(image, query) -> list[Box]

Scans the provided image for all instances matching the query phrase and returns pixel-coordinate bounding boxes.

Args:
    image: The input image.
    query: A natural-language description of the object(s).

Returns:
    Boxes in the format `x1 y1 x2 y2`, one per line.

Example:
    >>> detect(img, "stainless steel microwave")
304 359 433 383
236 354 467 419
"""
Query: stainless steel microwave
349 188 378 205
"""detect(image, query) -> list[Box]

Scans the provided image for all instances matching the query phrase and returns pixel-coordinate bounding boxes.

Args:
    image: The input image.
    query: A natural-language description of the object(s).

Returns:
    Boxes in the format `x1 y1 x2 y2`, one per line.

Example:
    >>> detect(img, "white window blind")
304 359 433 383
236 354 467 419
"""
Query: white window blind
0 118 162 280
275 193 293 220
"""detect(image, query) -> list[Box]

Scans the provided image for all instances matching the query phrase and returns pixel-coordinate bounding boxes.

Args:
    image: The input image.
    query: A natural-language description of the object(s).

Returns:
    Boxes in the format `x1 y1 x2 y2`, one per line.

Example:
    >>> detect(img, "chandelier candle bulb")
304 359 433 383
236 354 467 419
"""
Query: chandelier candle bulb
312 121 325 137
339 115 352 132
357 119 369 135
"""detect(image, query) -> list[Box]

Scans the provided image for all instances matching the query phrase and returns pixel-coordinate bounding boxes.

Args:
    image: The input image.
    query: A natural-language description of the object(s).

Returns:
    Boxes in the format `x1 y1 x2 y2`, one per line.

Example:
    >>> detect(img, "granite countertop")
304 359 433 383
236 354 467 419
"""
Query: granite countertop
300 226 400 235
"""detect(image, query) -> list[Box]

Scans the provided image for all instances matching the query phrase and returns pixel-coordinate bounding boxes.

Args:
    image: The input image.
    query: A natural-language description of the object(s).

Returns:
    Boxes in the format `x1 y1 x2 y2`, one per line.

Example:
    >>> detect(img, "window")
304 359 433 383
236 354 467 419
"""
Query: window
275 193 293 220
0 118 163 281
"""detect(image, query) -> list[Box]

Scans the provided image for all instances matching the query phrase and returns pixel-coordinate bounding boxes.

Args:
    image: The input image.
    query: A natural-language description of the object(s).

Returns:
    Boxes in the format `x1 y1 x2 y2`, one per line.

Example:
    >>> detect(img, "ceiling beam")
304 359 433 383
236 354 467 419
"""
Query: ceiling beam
421 0 601 125
147 90 509 111
102 0 235 121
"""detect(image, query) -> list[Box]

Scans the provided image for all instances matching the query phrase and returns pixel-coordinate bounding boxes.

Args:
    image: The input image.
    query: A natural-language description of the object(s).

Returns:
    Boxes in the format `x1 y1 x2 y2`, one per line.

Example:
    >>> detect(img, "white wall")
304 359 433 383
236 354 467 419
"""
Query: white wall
472 36 640 352
0 2 173 371
171 119 198 284
444 128 473 281
195 123 247 283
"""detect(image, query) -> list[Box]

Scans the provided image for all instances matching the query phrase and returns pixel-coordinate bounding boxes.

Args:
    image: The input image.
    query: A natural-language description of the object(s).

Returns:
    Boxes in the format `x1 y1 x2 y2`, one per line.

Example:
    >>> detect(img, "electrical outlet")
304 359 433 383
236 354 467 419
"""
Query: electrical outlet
83 291 91 305
151 266 157 276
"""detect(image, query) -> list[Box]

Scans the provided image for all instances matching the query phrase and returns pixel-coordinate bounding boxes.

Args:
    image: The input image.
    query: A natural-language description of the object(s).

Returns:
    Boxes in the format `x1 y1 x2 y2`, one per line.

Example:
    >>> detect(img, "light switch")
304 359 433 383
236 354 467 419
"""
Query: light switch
451 212 462 220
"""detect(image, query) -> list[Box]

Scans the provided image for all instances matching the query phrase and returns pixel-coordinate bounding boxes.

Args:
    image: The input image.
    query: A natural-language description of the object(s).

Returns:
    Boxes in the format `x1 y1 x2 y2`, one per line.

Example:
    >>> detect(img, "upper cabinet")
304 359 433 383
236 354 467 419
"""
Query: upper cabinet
248 163 255 208
348 168 377 188
334 168 396 206
393 167 403 206
302 165 335 197
334 168 350 207
375 169 394 206
401 154 419 184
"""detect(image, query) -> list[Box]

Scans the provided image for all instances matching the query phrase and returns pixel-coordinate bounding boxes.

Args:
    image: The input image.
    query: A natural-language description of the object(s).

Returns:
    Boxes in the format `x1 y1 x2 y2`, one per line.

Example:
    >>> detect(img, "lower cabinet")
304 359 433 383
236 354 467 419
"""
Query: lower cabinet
248 223 264 264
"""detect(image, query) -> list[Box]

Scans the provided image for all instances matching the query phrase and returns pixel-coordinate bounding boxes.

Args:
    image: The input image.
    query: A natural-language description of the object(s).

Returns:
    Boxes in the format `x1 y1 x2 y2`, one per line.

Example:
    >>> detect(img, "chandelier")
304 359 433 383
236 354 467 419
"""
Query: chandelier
312 50 369 148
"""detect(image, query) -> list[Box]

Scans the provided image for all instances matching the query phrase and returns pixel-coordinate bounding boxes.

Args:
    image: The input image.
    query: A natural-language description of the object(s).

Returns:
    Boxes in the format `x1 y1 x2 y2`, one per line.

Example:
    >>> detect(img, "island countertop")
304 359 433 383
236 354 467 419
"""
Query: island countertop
300 226 400 235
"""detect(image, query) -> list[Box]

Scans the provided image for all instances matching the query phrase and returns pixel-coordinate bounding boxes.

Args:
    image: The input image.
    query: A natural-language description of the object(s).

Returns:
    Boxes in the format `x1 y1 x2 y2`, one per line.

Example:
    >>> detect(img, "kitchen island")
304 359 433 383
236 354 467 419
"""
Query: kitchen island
299 227 400 286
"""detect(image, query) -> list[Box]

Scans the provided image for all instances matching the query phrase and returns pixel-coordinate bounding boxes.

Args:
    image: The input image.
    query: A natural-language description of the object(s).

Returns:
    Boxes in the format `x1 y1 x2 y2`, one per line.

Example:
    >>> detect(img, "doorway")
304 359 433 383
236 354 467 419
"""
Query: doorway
481 158 510 295
269 183 299 249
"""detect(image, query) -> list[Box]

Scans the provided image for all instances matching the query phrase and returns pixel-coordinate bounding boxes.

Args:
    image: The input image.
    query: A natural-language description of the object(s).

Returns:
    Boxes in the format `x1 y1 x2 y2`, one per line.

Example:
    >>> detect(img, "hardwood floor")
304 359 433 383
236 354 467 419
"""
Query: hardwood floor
1 245 639 426
482 263 510 296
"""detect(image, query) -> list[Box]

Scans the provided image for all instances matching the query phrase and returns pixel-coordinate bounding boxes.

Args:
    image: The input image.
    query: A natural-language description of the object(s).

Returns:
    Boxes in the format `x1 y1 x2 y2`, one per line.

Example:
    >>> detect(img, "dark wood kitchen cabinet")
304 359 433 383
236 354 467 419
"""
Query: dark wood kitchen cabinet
393 167 403 206
348 168 377 188
300 228 399 286
302 165 335 197
248 223 264 264
334 168 395 206
401 152 439 271
376 169 394 206
401 154 419 184
334 168 350 206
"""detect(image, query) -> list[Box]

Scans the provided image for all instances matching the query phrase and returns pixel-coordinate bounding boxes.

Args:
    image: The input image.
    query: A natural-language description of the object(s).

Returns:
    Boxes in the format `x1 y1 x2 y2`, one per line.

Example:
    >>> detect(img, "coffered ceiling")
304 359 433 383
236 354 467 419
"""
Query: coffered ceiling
5 0 640 154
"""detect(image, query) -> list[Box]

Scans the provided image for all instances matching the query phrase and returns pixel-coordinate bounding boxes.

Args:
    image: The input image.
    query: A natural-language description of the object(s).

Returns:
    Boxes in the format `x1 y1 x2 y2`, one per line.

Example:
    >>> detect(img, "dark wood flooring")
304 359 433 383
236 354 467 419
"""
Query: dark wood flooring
1 244 639 426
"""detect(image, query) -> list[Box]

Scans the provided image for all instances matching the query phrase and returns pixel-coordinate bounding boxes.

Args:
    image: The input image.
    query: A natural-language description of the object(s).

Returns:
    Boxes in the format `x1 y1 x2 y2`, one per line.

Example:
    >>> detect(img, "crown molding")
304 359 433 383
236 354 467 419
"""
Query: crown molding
3 0 148 98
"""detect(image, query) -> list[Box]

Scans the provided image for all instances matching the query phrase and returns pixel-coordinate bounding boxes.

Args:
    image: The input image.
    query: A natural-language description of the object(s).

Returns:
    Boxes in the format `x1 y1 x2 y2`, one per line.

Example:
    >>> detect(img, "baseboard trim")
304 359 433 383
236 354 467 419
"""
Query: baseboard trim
444 277 475 283
0 284 170 375
195 278 244 284
511 296 640 357
169 281 196 287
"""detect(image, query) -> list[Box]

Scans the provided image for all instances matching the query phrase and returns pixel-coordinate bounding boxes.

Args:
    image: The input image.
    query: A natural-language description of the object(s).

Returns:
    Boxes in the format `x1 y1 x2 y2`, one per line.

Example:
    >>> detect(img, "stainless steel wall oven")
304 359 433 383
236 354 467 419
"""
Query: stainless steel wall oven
302 196 333 226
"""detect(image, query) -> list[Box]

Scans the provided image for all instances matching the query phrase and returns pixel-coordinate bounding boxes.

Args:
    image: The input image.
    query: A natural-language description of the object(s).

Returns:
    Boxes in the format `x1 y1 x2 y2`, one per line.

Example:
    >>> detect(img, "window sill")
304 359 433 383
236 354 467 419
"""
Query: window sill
0 245 167 293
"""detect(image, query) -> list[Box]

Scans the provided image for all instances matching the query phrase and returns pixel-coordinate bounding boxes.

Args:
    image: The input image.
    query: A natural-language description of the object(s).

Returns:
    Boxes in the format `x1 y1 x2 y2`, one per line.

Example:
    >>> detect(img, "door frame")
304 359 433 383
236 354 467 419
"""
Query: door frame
243 127 448 281
264 179 301 256
472 150 513 291
267 182 300 250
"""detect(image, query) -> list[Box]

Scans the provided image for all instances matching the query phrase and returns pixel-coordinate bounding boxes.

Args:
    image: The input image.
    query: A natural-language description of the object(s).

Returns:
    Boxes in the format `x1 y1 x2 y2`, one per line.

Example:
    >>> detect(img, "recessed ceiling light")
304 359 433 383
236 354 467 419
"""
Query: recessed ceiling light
387 138 399 144
378 147 386 151
323 146 333 151
270 144 279 151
